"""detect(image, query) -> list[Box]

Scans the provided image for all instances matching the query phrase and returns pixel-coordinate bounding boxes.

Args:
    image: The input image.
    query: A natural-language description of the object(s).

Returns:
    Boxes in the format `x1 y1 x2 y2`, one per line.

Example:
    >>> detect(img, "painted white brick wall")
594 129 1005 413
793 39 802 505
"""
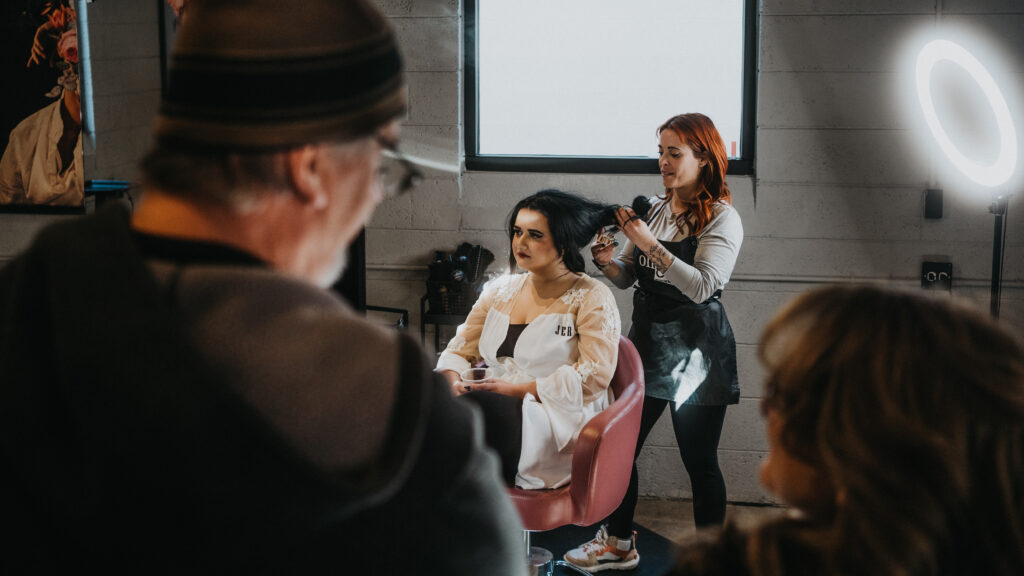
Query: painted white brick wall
85 0 162 181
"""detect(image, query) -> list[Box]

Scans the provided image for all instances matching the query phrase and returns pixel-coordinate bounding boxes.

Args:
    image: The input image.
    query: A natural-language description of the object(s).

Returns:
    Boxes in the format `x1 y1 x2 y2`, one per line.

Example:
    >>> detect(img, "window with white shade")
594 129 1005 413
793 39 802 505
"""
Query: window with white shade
464 0 758 174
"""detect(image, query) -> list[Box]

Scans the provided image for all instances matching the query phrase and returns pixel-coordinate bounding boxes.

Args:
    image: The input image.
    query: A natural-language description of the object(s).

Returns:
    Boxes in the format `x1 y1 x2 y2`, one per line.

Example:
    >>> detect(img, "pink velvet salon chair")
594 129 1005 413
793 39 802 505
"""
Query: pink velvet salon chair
507 335 645 575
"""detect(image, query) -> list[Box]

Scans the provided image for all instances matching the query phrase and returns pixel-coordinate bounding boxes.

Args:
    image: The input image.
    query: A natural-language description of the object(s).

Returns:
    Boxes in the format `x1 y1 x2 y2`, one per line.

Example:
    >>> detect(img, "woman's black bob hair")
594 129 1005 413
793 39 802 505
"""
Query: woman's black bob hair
506 189 618 274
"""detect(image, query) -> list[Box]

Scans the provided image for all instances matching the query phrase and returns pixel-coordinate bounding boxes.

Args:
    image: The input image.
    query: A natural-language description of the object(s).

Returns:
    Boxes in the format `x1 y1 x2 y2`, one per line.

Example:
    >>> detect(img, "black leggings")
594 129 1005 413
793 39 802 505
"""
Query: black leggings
459 390 523 485
606 397 728 538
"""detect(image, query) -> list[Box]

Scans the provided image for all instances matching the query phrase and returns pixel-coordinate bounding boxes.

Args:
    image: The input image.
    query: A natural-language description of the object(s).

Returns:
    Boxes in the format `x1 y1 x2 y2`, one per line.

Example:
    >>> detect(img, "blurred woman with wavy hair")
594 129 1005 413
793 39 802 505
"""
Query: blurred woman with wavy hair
672 284 1024 576
567 113 743 572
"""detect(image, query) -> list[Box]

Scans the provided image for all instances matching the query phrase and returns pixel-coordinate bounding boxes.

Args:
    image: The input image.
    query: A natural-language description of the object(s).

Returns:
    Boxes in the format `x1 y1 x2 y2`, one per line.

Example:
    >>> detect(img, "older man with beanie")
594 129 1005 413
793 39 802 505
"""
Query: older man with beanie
0 0 525 574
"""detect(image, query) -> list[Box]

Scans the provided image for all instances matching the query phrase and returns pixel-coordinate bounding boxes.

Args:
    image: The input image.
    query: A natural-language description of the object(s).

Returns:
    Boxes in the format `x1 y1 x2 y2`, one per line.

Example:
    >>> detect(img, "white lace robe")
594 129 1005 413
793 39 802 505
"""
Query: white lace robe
436 273 621 489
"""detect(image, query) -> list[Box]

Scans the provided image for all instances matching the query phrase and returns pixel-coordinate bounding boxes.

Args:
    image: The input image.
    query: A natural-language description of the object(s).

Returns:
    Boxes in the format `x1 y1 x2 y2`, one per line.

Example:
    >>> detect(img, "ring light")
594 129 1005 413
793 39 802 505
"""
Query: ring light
915 39 1017 188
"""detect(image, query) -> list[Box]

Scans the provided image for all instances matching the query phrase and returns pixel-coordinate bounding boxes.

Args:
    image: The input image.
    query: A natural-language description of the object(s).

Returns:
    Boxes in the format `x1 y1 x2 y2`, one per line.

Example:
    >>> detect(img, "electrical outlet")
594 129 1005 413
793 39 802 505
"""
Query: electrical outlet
921 261 952 291
925 189 943 219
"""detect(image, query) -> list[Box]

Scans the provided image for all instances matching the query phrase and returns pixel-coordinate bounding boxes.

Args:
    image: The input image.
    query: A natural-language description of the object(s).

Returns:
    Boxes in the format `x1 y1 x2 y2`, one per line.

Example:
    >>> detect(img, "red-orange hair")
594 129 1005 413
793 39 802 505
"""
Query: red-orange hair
657 113 732 235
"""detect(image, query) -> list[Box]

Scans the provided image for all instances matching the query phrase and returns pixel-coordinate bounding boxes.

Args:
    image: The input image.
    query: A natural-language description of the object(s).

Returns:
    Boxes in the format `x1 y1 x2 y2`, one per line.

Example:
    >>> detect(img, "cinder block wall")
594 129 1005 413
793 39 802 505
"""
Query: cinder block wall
0 0 1021 505
85 0 163 181
369 0 1024 504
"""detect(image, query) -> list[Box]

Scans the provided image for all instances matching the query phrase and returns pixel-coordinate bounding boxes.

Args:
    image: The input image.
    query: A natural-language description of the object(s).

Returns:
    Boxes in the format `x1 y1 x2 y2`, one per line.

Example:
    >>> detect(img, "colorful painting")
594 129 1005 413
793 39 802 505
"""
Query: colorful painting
165 0 189 22
0 0 83 207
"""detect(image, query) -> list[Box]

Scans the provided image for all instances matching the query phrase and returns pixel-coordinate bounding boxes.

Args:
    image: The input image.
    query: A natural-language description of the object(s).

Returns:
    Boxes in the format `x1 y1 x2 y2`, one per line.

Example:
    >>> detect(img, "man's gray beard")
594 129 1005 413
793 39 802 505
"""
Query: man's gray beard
317 252 348 289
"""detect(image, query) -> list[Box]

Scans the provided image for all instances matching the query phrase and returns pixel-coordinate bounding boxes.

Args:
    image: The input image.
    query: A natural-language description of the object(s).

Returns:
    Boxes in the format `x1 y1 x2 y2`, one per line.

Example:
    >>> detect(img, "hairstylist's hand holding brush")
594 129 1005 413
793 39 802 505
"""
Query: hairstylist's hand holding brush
591 196 652 276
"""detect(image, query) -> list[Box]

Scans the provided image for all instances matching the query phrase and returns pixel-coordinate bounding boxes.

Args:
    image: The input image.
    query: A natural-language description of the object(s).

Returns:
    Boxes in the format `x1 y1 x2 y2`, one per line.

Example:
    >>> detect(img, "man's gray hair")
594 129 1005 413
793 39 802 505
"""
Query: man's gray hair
139 137 374 208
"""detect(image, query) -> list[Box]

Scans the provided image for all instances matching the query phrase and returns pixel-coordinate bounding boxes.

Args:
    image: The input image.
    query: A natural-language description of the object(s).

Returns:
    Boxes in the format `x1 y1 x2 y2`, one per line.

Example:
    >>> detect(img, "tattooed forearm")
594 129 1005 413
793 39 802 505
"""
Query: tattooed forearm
646 243 674 274
603 259 622 279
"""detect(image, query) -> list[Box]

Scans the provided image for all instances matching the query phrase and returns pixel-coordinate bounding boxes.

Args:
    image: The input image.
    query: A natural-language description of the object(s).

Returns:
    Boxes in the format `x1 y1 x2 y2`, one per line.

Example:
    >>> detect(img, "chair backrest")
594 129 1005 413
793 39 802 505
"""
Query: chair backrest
569 335 645 525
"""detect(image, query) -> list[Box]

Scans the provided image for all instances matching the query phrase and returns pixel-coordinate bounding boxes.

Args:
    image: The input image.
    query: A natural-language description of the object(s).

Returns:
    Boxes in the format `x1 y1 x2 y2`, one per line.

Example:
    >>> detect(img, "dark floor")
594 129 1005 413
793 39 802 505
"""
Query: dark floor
531 498 785 576
633 497 784 543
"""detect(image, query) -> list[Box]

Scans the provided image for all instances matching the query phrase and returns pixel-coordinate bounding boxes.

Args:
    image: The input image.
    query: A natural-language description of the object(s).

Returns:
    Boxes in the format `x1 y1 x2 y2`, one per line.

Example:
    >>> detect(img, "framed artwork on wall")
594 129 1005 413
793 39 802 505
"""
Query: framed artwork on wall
159 0 187 95
0 0 85 212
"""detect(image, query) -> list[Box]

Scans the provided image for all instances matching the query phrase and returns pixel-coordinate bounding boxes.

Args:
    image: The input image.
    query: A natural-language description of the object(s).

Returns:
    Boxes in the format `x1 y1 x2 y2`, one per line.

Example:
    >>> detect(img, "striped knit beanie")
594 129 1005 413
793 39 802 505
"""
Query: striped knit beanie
153 0 405 150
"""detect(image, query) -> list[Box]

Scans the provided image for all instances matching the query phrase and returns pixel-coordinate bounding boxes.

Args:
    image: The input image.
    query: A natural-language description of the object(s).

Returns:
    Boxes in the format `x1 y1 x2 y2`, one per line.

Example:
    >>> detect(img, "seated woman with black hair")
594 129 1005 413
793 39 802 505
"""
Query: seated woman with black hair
436 189 621 490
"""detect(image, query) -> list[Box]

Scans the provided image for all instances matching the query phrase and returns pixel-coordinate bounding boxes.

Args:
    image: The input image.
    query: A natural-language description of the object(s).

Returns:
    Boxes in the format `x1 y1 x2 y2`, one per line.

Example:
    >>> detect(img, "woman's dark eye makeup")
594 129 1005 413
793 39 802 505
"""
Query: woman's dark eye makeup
514 226 544 239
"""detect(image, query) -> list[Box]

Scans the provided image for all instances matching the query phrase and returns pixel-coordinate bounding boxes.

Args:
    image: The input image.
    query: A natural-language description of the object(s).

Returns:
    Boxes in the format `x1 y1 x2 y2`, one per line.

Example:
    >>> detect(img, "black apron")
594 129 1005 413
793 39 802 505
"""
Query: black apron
628 222 739 405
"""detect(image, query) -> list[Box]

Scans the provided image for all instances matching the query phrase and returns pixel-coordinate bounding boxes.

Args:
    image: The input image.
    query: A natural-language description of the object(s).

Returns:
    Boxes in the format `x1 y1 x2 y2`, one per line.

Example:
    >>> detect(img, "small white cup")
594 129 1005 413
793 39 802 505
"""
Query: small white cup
461 367 491 383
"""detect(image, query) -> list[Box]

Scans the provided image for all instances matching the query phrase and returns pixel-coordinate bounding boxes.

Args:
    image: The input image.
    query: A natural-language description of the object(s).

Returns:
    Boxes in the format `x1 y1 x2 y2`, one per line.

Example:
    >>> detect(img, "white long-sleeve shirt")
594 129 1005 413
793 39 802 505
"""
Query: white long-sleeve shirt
607 198 743 303
0 100 83 207
436 273 621 489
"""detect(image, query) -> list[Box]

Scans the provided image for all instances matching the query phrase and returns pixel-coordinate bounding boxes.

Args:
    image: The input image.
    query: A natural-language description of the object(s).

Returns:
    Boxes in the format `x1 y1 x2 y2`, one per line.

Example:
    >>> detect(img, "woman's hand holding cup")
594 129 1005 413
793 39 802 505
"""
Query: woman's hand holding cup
458 365 529 398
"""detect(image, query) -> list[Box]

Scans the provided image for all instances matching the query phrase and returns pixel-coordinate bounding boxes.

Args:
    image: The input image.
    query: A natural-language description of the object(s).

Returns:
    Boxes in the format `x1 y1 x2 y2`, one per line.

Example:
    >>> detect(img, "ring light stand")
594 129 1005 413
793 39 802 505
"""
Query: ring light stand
916 39 1018 318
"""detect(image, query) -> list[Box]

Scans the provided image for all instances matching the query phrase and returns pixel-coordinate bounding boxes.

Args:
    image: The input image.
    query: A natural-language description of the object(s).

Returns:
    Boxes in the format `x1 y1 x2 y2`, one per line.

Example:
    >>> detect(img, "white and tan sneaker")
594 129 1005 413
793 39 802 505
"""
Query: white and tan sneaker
563 525 639 572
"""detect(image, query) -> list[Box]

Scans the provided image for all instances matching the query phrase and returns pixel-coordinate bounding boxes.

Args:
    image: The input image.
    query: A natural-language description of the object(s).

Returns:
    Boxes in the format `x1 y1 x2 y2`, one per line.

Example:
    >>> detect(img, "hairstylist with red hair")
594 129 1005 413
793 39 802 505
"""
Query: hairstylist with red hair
565 113 744 572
